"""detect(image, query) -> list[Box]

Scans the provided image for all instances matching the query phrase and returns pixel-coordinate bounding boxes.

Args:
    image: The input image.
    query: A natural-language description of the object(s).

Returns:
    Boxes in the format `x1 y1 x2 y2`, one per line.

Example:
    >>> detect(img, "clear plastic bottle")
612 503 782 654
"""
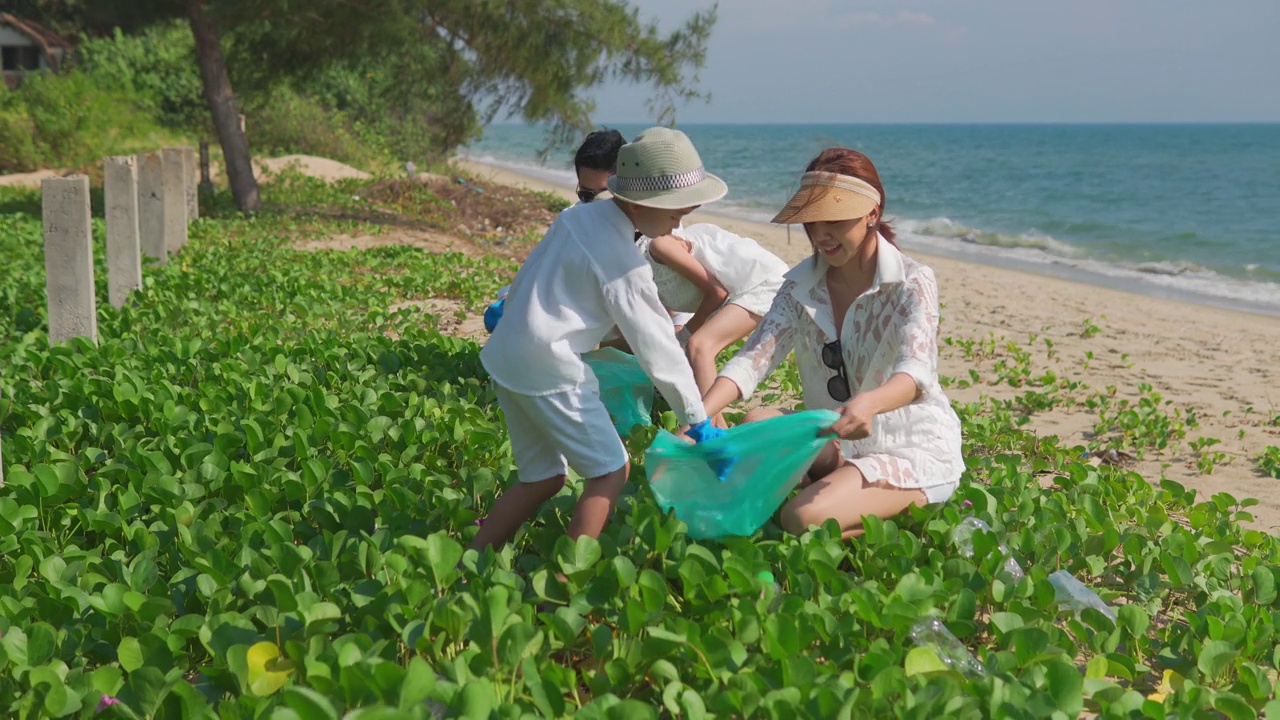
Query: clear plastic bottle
908 619 986 677
951 517 1026 582
1048 569 1117 622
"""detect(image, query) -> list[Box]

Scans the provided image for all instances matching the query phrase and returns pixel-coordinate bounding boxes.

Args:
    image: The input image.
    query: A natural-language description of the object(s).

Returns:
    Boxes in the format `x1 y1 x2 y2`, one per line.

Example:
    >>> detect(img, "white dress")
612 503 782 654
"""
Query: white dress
636 223 790 317
717 234 964 504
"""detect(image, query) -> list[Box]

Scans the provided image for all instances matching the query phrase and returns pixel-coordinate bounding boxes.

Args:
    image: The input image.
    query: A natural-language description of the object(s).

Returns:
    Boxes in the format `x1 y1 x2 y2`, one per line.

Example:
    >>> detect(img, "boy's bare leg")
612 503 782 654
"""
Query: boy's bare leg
566 462 630 540
469 475 567 552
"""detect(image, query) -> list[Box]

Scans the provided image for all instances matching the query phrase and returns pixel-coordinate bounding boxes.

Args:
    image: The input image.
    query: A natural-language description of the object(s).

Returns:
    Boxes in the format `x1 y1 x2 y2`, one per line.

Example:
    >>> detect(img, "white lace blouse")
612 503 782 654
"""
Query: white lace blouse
717 235 964 494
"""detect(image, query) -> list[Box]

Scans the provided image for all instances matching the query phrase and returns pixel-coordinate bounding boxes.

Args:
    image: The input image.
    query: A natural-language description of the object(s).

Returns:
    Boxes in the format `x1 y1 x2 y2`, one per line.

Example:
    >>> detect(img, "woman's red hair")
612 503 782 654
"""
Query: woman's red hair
803 147 897 245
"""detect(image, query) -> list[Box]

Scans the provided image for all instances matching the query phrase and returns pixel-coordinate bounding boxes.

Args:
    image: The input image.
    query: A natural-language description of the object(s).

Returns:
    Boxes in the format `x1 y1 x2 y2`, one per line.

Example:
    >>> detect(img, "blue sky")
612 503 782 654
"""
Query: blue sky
589 0 1280 124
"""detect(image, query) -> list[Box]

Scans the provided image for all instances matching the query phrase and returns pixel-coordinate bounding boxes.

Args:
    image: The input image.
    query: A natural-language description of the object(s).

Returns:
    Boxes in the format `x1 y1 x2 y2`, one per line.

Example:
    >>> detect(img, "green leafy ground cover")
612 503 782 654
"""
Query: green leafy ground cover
2 175 1279 719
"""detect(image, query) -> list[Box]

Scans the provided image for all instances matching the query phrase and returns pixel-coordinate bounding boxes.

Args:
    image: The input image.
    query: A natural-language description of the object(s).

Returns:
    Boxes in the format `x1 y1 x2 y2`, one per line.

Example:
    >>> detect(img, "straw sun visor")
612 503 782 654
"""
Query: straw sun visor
772 171 882 224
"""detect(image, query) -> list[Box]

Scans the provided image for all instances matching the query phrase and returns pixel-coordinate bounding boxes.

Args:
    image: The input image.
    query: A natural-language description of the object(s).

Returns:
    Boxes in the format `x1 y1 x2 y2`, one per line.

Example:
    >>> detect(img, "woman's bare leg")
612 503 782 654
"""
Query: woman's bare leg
779 464 927 538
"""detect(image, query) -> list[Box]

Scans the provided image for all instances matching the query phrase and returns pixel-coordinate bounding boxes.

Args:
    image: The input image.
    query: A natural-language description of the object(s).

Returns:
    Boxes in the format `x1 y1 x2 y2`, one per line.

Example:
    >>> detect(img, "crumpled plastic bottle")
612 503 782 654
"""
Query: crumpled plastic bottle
1048 569 1117 622
951 517 1026 582
908 619 986 677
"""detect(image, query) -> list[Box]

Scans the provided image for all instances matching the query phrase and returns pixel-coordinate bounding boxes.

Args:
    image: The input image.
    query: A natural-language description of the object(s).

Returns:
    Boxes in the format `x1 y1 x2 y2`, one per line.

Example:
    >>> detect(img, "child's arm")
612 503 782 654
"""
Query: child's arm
649 234 728 335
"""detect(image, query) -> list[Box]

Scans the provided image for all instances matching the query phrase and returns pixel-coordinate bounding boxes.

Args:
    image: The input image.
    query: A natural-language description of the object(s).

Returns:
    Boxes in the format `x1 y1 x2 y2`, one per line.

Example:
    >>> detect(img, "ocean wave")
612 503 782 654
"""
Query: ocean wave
898 222 1280 316
898 218 1085 258
1133 261 1207 276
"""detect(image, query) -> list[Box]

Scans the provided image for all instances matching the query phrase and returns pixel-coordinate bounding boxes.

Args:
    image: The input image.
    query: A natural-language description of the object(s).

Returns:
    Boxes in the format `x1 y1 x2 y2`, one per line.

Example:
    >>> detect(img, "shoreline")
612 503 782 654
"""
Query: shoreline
455 152 1280 320
452 155 1280 532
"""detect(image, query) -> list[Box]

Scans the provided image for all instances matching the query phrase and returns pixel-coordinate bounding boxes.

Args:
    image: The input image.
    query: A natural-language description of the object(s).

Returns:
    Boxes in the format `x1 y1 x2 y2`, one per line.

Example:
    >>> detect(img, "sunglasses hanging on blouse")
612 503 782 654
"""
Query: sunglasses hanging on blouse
822 340 852 401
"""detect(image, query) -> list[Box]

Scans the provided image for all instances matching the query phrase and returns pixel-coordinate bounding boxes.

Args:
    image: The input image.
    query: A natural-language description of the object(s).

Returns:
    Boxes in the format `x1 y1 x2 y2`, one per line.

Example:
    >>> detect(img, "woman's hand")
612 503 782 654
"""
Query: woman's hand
825 395 879 440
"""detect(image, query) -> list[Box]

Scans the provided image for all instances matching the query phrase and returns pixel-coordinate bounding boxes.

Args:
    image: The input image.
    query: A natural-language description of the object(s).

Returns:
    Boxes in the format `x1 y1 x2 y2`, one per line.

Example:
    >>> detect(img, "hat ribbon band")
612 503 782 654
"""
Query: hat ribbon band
614 166 706 193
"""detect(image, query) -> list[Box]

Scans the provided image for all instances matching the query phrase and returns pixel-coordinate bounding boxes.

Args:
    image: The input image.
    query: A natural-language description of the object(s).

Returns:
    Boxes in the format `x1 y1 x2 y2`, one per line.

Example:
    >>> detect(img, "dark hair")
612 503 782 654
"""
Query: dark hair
574 129 625 172
802 147 897 246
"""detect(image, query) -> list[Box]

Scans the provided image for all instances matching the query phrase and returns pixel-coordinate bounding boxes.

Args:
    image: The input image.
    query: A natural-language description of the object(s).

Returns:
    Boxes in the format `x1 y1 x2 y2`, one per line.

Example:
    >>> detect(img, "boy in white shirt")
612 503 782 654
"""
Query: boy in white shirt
471 127 730 552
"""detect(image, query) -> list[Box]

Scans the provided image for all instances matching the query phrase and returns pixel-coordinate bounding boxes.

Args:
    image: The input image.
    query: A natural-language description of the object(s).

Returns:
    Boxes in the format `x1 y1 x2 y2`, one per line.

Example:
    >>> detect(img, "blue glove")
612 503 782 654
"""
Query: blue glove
483 298 505 333
685 418 726 443
686 419 735 482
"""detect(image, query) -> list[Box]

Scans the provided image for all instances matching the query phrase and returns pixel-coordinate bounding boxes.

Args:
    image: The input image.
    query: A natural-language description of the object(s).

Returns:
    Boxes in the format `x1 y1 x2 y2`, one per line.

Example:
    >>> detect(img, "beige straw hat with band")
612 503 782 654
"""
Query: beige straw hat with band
771 171 882 224
607 127 728 209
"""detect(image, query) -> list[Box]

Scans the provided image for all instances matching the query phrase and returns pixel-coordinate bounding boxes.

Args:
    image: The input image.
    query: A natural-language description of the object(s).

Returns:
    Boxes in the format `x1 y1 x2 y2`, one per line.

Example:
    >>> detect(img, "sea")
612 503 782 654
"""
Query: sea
459 123 1280 317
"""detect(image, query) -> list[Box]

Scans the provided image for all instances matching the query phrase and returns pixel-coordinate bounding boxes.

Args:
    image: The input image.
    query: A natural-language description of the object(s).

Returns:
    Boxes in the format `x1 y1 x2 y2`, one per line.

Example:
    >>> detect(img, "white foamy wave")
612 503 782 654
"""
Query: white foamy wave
898 222 1280 316
1133 261 1207 276
899 217 1084 258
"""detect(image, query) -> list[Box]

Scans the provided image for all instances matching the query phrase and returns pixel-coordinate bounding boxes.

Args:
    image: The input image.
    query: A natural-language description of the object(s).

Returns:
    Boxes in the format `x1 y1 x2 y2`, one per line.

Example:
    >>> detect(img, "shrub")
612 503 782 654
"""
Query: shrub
0 106 41 173
245 85 378 169
75 21 206 130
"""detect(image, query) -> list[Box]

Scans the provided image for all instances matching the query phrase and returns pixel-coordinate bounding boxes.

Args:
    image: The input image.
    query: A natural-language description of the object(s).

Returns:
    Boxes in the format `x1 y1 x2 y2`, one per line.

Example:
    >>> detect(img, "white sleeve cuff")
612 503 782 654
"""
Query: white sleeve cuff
892 359 933 396
717 360 759 403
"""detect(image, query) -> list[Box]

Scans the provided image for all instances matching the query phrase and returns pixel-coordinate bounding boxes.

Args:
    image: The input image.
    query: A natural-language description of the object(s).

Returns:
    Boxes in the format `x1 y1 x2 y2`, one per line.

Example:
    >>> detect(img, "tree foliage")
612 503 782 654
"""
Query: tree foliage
20 0 719 157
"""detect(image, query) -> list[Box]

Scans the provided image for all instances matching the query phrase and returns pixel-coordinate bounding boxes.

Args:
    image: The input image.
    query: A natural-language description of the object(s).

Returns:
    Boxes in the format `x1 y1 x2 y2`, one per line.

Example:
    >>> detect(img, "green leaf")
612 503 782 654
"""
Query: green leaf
1247 567 1276 605
283 686 340 720
558 534 602 578
25 623 57 666
1042 657 1084 717
129 557 159 593
399 657 437 709
118 637 144 673
247 641 295 696
1212 691 1258 720
1197 639 1238 681
904 646 949 676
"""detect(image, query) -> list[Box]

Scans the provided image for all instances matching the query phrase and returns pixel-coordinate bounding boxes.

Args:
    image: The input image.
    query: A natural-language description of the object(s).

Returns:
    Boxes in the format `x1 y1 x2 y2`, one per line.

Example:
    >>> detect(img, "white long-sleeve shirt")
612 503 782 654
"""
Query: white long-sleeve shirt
717 235 964 493
480 200 708 426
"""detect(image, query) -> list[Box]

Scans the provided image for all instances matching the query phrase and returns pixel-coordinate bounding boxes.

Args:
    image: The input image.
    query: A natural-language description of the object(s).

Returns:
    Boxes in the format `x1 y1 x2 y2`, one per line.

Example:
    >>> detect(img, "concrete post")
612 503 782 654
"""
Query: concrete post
104 156 143 308
161 148 189 254
181 146 199 220
137 151 167 265
42 174 98 346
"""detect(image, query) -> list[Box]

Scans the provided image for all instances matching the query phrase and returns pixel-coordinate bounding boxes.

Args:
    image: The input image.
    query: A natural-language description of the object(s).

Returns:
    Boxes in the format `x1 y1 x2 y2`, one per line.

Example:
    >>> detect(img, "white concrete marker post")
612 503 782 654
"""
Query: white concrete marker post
161 148 189 255
105 156 143 308
137 151 167 265
42 174 99 346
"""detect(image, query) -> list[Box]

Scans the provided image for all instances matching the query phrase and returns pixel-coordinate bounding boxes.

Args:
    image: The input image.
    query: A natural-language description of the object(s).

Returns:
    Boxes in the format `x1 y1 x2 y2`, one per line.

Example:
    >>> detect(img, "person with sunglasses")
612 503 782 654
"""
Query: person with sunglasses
700 147 964 539
574 128 625 204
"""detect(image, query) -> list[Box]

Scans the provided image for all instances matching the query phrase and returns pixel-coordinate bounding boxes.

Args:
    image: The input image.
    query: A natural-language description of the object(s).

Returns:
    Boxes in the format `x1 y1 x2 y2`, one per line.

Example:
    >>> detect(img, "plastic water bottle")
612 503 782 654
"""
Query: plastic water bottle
757 571 782 612
951 517 1025 582
1048 570 1117 622
908 619 986 677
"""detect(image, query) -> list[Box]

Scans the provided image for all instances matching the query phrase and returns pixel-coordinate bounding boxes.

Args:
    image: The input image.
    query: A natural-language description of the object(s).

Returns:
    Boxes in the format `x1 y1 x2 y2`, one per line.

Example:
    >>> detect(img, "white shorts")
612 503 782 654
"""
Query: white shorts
493 381 629 484
846 452 959 505
727 280 783 317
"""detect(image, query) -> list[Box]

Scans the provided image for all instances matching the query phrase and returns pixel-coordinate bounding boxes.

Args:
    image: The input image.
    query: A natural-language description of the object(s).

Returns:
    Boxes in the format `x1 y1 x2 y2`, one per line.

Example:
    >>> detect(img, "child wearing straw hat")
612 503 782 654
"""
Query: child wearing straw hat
701 147 964 539
471 127 731 553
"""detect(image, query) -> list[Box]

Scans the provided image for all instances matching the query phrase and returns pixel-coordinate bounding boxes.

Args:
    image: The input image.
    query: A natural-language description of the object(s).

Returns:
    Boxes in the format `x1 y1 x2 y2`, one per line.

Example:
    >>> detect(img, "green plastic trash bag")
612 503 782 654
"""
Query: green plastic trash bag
645 409 840 540
582 347 655 436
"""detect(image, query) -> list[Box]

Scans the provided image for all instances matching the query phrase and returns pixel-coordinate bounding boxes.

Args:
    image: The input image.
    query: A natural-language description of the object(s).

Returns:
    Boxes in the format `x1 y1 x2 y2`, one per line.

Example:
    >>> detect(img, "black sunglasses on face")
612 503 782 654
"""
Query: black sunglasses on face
577 187 605 203
822 340 852 401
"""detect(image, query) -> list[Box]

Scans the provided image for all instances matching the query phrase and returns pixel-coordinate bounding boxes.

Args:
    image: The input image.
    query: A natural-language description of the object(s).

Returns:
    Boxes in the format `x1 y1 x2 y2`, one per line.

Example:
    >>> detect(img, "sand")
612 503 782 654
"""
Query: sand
451 157 1280 533
0 169 60 187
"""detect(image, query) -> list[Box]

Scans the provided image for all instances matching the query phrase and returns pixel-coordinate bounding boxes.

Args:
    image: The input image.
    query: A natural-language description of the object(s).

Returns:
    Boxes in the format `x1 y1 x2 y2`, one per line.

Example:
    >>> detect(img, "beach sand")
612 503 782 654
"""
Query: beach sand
452 157 1280 533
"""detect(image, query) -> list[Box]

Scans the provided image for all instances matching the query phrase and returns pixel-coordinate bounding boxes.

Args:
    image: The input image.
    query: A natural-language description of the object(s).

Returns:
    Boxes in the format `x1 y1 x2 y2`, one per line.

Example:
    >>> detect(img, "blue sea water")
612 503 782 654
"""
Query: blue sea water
460 123 1280 316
